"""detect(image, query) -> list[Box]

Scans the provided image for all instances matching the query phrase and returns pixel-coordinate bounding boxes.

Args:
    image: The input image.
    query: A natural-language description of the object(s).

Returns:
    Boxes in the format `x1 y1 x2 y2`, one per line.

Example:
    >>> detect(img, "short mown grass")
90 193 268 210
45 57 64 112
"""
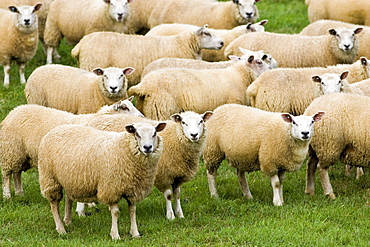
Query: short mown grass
1 0 370 246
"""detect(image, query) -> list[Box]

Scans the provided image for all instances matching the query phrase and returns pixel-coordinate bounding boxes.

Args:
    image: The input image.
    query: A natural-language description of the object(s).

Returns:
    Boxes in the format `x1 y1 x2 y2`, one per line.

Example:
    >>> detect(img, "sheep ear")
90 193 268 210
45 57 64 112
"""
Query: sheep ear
171 114 182 123
262 54 268 60
125 125 136 134
8 6 18 13
312 75 321 83
196 24 208 35
281 114 293 123
232 0 239 4
92 68 104 76
259 19 268 26
246 23 252 30
313 111 325 122
248 55 254 63
228 55 240 62
155 122 167 132
340 70 349 80
238 47 250 55
328 29 337 36
128 96 134 102
103 0 111 4
123 67 135 75
255 0 262 2
202 111 213 122
354 27 363 35
360 57 368 66
33 3 43 12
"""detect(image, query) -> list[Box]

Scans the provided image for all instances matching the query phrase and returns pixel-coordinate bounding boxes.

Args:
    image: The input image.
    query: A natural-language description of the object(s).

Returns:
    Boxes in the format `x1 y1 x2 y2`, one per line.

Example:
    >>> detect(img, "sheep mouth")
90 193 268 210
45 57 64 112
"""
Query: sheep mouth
301 135 310 140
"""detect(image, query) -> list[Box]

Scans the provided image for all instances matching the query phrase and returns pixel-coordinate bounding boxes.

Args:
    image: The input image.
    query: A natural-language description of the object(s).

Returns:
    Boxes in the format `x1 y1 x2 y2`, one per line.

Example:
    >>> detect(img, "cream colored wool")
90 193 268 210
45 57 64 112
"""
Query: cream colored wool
300 20 370 60
145 21 267 62
0 101 142 199
25 64 132 114
148 0 261 30
225 29 362 68
71 27 224 86
246 57 370 115
125 0 160 34
304 93 370 199
38 122 165 239
341 78 370 96
129 59 257 120
305 0 370 25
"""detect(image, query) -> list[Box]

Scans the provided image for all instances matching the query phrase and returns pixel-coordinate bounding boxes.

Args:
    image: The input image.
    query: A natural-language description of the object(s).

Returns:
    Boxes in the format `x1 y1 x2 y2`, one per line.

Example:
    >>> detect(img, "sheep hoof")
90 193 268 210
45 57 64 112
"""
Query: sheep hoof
305 190 314 196
327 193 336 200
56 227 67 235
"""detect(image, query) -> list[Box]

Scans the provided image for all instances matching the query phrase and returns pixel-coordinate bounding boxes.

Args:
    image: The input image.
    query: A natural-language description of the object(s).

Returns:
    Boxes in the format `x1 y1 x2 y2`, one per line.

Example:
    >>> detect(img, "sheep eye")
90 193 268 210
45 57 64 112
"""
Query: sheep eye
152 133 156 137
292 120 297 125
121 106 129 111
321 82 325 85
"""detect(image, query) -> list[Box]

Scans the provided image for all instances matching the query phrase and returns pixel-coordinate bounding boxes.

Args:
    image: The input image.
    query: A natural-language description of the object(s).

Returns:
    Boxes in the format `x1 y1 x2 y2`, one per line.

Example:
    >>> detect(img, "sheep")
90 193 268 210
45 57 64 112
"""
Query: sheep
0 3 42 87
203 104 325 206
38 122 167 239
304 93 370 199
0 99 143 199
305 0 370 25
148 0 262 30
145 20 268 62
141 48 277 78
125 0 160 34
224 28 363 68
76 111 213 220
300 20 370 61
128 57 270 120
246 57 370 115
24 64 134 114
44 0 134 64
71 25 224 86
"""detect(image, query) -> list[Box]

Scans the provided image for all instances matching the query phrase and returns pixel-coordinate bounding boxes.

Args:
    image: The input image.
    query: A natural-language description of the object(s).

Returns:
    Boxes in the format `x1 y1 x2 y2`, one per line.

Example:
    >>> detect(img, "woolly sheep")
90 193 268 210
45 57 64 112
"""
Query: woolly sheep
148 0 262 30
129 57 269 120
300 20 370 60
203 104 325 206
145 20 268 62
25 64 134 114
124 0 160 34
246 57 370 115
71 25 224 86
141 48 277 78
77 111 213 220
38 122 167 239
225 28 363 68
0 3 42 87
44 0 134 64
304 93 370 199
305 0 370 25
0 99 143 199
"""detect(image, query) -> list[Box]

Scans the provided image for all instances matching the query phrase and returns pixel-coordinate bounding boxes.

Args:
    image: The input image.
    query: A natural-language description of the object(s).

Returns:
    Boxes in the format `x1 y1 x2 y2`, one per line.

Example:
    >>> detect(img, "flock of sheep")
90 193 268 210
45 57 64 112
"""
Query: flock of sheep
1 0 370 241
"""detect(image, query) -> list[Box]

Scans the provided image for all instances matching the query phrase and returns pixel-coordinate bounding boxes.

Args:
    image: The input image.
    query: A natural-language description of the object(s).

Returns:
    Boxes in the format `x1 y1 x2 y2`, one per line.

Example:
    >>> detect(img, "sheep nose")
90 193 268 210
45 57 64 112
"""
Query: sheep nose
110 86 118 92
190 133 198 139
220 41 224 47
143 145 153 153
344 44 351 49
301 131 309 138
24 19 30 25
246 12 253 17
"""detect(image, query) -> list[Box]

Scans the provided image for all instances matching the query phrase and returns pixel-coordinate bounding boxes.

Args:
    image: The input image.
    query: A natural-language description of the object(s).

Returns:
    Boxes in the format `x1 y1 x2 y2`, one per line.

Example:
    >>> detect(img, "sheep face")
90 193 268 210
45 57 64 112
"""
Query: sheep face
245 55 271 77
312 71 349 95
237 47 278 69
329 27 363 52
281 112 325 141
8 3 42 33
171 111 213 142
104 0 132 22
233 0 261 23
360 57 370 78
196 25 224 50
246 19 267 32
113 97 145 117
126 122 167 155
93 67 134 95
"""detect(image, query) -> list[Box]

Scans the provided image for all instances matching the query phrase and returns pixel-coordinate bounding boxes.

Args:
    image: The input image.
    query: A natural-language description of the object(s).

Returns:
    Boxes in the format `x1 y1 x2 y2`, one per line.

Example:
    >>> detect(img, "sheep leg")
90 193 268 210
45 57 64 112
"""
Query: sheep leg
50 200 66 235
318 164 336 199
173 186 184 218
305 155 318 196
109 203 121 240
278 170 285 204
356 167 364 180
63 196 73 225
344 165 352 177
206 169 219 198
2 173 11 199
13 172 24 196
46 46 54 64
270 174 283 206
128 201 140 238
163 189 175 220
236 169 253 200
18 63 26 84
76 202 86 217
3 64 10 87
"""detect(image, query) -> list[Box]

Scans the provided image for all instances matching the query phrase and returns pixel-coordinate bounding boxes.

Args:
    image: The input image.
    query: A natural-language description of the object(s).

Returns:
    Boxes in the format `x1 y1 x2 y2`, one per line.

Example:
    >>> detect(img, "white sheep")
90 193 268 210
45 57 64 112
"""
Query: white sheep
203 104 325 206
25 64 134 114
141 48 277 78
44 0 134 64
129 57 269 120
124 0 160 34
225 28 363 68
148 0 262 30
0 99 143 199
246 57 370 115
300 20 370 60
304 93 370 199
71 25 224 86
77 111 213 220
0 3 42 87
305 0 370 25
38 122 167 239
145 20 268 62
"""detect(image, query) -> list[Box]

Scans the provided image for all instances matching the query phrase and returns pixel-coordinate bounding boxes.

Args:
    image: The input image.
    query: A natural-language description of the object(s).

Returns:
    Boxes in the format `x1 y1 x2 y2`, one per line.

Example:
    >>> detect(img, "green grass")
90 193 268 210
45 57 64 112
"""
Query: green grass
1 0 370 246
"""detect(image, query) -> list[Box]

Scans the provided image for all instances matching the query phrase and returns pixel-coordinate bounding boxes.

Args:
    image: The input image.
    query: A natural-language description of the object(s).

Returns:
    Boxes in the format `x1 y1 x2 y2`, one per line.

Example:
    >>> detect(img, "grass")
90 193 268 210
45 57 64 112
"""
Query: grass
1 0 370 246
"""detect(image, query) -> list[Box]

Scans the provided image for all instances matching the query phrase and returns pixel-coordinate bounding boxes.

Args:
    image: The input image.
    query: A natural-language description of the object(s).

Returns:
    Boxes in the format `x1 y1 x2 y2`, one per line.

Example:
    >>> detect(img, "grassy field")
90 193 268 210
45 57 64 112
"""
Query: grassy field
1 0 370 246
